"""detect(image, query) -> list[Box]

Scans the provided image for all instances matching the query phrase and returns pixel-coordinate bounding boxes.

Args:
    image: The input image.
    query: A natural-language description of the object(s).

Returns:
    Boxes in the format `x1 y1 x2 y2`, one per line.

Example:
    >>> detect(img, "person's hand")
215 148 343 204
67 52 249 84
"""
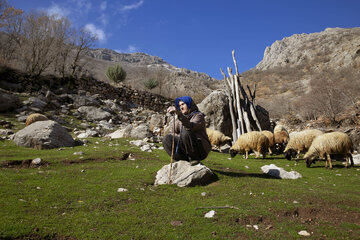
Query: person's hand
167 106 177 114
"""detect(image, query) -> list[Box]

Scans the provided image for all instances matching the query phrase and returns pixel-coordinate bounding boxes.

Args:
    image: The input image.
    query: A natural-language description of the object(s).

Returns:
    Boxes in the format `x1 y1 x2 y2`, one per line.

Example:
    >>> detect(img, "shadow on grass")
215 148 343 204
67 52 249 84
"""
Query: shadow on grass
212 169 278 179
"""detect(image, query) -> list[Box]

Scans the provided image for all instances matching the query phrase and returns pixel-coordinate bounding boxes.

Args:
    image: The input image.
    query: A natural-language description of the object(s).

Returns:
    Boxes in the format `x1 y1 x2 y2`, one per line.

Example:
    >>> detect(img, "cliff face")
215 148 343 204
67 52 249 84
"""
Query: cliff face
256 27 360 71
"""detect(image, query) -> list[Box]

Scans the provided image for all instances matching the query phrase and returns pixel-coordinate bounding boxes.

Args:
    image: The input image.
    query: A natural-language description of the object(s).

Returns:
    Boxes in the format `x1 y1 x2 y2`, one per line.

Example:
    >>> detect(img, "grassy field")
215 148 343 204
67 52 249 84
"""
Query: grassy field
0 137 359 240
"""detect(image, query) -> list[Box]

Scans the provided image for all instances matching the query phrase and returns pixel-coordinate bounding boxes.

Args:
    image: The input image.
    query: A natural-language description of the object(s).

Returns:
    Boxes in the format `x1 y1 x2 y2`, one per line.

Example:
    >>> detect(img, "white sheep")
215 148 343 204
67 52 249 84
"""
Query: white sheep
304 131 354 169
261 130 275 154
206 128 232 152
230 131 269 159
284 129 323 160
25 113 48 126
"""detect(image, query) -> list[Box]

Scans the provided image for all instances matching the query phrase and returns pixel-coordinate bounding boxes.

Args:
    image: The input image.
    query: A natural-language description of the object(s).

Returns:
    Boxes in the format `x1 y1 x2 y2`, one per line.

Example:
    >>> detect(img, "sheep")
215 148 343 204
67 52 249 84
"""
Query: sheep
230 131 269 159
284 129 323 160
274 124 288 134
273 130 290 154
206 128 232 152
304 132 354 169
261 130 275 154
25 113 48 126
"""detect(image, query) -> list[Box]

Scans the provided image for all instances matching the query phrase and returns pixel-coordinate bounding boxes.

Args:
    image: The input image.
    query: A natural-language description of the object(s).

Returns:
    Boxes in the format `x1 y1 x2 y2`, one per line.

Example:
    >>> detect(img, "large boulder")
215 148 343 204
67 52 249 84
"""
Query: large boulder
155 161 217 187
130 124 152 139
198 90 232 137
107 124 133 139
0 91 19 112
23 97 47 111
77 106 112 121
14 120 76 149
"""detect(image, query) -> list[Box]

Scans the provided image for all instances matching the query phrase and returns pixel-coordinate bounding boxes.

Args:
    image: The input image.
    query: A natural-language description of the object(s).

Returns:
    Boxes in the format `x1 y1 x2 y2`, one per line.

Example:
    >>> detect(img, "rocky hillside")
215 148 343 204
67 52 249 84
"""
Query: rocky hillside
240 27 360 125
84 48 220 102
256 27 360 71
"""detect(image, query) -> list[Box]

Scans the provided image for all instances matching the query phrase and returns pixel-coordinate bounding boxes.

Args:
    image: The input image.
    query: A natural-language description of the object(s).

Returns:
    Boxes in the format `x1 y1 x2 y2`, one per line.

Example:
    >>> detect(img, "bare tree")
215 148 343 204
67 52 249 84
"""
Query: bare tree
69 27 96 78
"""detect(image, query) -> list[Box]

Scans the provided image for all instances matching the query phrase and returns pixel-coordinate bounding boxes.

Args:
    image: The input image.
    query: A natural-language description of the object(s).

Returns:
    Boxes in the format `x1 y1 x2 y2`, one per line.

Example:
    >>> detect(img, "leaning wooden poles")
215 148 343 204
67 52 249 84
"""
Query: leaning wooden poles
221 50 262 143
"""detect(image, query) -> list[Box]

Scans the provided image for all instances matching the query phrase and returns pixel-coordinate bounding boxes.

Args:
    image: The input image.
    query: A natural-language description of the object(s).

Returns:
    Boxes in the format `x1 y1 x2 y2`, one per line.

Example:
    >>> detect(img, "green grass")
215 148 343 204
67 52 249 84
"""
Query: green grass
0 138 359 240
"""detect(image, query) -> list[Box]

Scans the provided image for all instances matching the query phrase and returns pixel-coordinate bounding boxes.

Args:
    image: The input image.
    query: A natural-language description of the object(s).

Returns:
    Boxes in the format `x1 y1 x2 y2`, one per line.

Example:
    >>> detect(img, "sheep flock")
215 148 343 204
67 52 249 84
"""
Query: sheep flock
207 125 356 169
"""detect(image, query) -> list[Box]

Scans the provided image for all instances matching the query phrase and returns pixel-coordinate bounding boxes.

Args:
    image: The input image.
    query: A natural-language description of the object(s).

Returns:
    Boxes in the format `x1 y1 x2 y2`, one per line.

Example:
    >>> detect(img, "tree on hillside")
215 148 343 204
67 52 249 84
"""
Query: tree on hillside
106 64 127 84
143 78 158 91
0 0 23 63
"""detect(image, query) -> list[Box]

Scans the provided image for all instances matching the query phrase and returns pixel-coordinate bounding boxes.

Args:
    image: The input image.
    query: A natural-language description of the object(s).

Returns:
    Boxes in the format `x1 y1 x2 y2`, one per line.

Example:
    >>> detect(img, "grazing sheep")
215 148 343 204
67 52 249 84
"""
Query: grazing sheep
304 132 354 169
284 129 323 160
206 128 232 152
230 131 269 159
25 113 48 126
261 130 275 154
274 125 288 134
274 130 290 154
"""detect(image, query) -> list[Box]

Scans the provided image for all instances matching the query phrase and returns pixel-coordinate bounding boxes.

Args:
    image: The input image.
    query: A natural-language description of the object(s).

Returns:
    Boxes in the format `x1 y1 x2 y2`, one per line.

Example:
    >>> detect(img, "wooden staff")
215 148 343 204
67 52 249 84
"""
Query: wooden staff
168 113 176 184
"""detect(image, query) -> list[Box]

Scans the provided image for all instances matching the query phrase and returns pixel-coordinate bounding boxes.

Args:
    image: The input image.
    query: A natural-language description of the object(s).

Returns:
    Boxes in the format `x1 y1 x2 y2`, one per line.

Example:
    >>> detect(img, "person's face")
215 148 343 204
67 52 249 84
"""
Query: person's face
179 101 189 115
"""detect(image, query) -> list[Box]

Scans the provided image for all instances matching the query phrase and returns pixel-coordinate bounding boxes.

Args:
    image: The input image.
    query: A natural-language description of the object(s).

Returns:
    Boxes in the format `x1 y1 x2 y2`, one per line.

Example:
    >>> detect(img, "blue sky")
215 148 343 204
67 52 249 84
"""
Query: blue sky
10 0 360 79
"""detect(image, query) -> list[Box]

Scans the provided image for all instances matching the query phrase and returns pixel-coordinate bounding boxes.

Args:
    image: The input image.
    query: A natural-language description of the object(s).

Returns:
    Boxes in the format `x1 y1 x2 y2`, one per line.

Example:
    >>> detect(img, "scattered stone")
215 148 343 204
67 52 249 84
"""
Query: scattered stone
353 154 360 165
293 200 299 204
265 225 273 230
204 210 216 218
73 151 84 155
170 220 183 226
261 164 302 179
117 188 128 192
201 192 207 196
80 169 85 173
253 225 259 230
77 129 98 138
130 140 144 147
140 144 152 152
298 230 311 236
31 158 42 165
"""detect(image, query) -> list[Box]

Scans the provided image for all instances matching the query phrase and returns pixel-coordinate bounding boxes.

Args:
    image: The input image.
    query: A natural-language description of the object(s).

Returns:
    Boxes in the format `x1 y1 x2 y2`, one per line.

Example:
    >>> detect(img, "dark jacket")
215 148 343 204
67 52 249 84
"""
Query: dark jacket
175 111 212 157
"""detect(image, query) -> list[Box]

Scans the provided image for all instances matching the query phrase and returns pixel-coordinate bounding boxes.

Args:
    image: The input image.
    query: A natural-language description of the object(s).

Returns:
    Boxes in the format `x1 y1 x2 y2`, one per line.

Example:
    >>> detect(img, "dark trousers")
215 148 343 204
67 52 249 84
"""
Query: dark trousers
163 130 207 161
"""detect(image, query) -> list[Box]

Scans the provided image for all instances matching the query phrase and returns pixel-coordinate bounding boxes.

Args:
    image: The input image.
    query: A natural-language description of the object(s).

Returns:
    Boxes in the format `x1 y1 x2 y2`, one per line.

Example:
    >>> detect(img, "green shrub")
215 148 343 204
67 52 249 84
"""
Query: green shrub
106 64 126 83
143 78 158 90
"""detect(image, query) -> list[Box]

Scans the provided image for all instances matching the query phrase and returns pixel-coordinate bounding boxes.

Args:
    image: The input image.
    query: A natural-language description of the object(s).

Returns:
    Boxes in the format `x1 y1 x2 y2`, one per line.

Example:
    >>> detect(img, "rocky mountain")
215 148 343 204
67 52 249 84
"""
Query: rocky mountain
256 27 360 71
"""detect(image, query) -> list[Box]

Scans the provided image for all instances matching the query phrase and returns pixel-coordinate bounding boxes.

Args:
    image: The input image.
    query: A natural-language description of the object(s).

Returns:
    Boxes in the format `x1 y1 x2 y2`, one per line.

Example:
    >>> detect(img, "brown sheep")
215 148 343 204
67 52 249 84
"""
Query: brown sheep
206 128 232 152
274 130 290 154
25 113 48 126
230 131 269 159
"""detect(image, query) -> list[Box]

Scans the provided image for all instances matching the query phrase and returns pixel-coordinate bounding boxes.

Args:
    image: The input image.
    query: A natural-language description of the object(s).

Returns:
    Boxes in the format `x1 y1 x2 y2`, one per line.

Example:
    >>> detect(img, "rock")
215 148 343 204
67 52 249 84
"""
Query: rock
0 91 20 112
107 124 133 139
13 120 76 149
298 230 311 236
23 97 47 111
352 154 360 165
78 106 112 121
31 158 42 165
154 160 217 187
130 140 144 147
261 164 302 179
117 188 128 192
73 151 84 155
197 90 233 138
77 129 99 138
204 210 216 218
72 94 101 108
140 144 152 152
98 120 115 130
130 123 153 139
149 113 165 131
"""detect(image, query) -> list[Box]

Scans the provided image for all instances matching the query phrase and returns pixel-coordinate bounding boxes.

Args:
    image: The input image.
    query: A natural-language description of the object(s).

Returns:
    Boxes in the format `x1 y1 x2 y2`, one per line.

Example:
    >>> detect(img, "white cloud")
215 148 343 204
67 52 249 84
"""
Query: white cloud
116 45 139 53
45 3 70 18
99 13 108 26
72 0 92 12
84 23 106 42
120 0 144 11
100 1 107 11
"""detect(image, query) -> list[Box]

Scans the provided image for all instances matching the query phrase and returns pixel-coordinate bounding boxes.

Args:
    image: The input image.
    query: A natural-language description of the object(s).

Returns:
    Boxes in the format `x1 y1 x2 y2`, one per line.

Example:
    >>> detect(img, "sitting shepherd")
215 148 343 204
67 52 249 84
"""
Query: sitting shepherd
163 96 211 166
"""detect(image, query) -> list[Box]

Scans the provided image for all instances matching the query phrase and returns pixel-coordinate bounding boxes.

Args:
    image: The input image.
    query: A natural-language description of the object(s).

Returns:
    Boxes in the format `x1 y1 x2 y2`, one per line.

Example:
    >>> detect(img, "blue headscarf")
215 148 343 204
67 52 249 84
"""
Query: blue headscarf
175 96 199 117
175 96 193 110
